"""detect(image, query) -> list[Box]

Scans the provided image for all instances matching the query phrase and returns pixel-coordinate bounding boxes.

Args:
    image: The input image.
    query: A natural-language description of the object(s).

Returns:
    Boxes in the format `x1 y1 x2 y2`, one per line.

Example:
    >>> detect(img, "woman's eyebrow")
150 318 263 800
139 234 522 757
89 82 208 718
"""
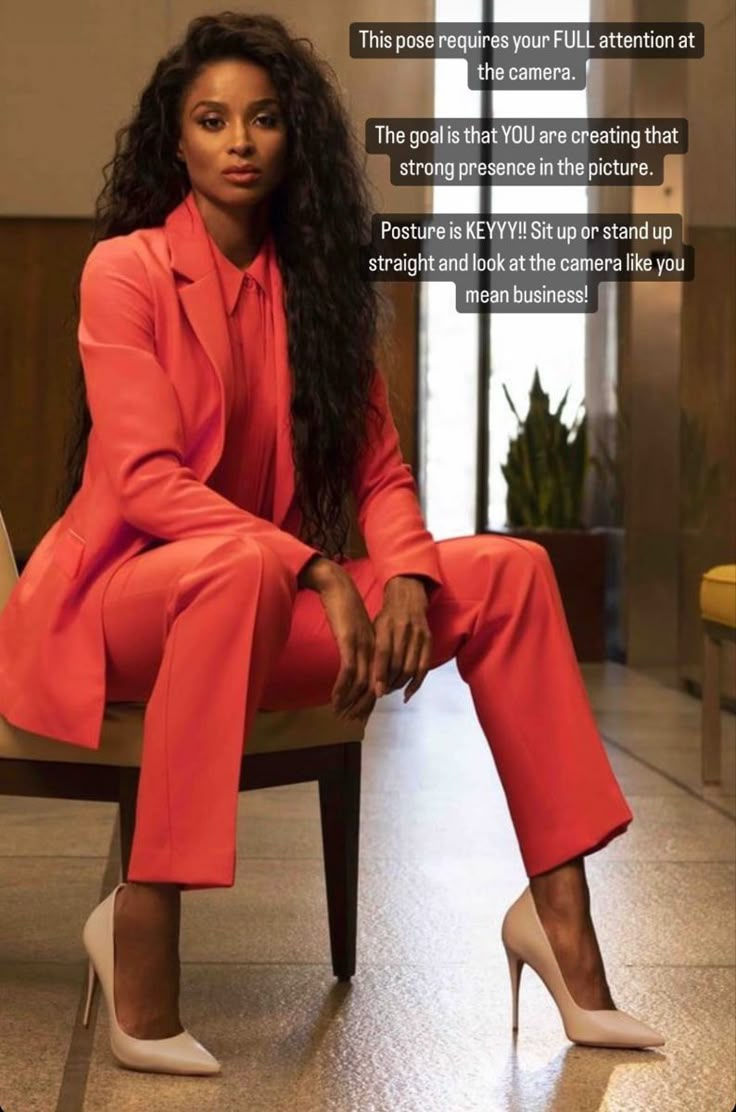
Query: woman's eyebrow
190 97 280 114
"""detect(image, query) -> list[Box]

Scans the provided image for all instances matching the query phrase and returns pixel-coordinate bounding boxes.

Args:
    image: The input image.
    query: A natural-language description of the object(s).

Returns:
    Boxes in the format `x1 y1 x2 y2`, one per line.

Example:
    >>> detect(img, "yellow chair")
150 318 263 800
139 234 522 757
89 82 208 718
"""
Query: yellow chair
0 509 365 980
699 564 736 784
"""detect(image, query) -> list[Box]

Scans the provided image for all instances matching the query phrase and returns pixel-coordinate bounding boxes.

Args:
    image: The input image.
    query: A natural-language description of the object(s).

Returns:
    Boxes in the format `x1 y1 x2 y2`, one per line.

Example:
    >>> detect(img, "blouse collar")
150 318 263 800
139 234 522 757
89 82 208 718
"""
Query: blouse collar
184 191 271 314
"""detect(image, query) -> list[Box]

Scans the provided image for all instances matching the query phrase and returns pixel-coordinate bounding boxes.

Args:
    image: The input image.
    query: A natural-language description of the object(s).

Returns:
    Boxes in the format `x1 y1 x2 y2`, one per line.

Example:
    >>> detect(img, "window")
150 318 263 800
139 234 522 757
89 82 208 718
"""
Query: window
421 0 591 535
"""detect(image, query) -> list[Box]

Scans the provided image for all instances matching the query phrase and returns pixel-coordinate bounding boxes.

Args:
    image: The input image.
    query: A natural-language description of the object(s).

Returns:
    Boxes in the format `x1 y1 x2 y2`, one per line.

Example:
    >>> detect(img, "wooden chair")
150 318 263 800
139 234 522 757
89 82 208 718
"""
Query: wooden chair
0 509 364 980
699 564 736 784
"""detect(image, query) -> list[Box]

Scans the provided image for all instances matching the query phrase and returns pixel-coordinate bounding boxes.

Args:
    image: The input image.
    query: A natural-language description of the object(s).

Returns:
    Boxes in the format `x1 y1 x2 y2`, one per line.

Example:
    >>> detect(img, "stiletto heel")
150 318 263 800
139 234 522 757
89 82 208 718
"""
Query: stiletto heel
504 944 524 1031
83 958 98 1028
501 885 665 1049
82 883 221 1074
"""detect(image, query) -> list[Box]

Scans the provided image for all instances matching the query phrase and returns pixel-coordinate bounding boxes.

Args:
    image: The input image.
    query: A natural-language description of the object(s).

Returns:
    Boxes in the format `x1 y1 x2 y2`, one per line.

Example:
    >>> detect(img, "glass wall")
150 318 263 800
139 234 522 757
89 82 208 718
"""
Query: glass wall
421 0 591 536
487 0 590 528
420 0 482 540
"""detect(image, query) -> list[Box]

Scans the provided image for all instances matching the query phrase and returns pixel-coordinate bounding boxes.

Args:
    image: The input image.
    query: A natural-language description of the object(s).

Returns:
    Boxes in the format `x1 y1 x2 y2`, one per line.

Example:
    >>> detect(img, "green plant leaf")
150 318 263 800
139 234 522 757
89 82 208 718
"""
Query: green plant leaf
501 369 587 528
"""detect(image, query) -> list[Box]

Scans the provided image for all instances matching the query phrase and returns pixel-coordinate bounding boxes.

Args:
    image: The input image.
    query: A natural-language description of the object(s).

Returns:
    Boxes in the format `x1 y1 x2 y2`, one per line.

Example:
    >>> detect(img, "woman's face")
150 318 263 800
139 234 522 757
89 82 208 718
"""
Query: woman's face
176 58 288 207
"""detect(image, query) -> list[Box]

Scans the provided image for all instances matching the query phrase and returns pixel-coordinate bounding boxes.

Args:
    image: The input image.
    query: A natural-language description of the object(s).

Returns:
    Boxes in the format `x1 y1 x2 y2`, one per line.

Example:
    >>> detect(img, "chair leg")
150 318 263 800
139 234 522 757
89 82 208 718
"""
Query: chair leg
702 630 721 784
118 768 140 882
318 741 361 981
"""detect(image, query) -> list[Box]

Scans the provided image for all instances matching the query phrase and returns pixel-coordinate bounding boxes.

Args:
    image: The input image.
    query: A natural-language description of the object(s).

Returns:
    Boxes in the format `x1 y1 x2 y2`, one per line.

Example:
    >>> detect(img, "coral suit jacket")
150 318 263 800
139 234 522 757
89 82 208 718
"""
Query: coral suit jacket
0 189 443 752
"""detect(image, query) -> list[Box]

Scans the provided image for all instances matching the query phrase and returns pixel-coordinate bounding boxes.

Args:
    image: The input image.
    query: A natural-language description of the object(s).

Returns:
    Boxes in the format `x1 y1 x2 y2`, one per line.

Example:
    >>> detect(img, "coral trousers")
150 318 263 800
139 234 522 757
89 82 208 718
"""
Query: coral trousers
101 532 633 890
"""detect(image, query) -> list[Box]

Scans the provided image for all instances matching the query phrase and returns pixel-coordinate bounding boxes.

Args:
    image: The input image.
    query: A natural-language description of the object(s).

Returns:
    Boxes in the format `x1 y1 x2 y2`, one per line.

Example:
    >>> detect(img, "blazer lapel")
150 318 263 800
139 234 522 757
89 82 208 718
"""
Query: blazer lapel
163 190 295 528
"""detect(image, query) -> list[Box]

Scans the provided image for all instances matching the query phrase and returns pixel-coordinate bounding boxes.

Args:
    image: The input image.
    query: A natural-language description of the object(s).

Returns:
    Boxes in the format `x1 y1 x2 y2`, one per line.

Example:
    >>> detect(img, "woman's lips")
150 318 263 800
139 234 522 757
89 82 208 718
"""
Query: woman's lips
223 169 262 183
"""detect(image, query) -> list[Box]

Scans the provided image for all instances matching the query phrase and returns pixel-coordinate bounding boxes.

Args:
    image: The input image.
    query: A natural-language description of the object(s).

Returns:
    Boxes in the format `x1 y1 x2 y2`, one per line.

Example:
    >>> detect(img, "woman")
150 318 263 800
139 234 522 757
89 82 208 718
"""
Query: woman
0 11 663 1076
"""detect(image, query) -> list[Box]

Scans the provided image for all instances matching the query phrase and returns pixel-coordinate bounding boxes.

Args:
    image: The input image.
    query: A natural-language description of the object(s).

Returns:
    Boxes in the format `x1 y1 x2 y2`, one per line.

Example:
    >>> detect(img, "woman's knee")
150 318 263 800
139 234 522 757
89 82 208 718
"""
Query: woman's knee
165 534 295 627
502 536 553 571
436 533 555 609
214 535 296 608
439 532 549 574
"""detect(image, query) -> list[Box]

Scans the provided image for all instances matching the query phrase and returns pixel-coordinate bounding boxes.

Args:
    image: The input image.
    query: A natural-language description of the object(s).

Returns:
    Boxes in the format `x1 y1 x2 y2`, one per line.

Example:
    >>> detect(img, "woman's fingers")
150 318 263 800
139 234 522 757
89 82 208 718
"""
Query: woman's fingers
322 574 375 717
402 633 432 703
337 633 373 717
381 627 430 698
325 576 432 720
344 689 377 722
337 625 378 719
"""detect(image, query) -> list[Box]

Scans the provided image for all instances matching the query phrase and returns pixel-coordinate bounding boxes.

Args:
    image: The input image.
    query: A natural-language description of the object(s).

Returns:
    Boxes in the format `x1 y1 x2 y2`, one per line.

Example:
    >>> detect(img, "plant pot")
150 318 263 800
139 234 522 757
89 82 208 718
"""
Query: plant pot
486 526 607 661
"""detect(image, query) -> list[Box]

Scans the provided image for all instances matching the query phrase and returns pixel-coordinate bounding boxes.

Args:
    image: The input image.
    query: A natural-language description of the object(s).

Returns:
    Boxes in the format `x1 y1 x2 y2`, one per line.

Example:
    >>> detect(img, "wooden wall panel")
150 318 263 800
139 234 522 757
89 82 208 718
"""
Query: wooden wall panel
0 219 93 557
678 226 736 697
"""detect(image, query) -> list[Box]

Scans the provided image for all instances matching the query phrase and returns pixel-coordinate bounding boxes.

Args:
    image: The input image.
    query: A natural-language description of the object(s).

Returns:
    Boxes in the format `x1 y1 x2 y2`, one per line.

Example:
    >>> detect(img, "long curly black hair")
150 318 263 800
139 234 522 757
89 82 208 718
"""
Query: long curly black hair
55 10 393 561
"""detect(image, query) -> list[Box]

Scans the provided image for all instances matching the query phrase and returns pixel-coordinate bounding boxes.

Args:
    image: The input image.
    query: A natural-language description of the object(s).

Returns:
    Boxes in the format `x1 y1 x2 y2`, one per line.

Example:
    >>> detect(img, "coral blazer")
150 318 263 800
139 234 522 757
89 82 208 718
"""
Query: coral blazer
0 190 443 751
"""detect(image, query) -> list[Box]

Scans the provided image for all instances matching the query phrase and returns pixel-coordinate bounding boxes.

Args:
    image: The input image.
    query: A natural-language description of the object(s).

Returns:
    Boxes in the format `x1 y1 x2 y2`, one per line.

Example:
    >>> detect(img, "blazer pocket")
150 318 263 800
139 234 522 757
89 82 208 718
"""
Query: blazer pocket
53 528 86 579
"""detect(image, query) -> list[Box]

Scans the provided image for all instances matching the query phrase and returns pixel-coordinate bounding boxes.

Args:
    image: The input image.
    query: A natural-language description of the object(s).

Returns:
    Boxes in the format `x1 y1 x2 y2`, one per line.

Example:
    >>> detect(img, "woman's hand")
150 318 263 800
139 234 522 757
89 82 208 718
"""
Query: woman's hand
371 576 432 704
297 561 433 718
301 558 377 721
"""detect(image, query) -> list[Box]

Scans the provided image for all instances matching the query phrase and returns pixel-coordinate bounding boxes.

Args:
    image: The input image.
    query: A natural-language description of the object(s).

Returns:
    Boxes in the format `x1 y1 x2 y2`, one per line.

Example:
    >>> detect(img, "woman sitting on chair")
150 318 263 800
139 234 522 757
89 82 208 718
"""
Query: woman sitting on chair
0 9 664 1077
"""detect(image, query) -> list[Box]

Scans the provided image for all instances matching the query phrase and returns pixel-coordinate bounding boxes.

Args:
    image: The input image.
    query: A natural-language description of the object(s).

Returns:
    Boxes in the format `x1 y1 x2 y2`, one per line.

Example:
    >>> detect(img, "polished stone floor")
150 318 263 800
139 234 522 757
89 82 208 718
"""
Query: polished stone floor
0 661 734 1111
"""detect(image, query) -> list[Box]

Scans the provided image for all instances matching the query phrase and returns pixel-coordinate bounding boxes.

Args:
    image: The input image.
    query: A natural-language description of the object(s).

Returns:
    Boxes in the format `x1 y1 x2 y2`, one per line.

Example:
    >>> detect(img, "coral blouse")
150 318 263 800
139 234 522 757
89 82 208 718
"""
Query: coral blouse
203 217 278 521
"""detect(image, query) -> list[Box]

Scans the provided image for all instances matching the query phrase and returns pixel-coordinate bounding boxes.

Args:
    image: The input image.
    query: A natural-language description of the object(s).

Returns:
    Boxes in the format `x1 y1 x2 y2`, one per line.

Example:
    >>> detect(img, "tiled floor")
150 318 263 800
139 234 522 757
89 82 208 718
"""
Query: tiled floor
0 661 734 1111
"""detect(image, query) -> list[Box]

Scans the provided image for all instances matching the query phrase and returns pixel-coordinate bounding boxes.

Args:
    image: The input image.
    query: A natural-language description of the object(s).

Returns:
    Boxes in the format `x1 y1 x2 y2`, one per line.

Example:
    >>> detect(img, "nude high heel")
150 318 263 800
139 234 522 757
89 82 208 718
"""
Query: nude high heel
82 882 221 1075
501 886 666 1049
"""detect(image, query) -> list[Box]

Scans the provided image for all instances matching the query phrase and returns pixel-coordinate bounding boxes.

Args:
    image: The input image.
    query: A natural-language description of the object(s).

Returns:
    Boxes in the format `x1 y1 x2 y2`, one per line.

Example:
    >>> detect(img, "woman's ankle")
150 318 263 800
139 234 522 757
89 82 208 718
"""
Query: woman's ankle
529 856 592 917
116 882 182 946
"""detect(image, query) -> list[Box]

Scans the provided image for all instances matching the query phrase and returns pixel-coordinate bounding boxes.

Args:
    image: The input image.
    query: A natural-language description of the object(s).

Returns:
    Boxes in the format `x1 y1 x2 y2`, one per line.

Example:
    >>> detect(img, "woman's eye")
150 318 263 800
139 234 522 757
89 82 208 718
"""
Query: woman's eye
197 113 281 132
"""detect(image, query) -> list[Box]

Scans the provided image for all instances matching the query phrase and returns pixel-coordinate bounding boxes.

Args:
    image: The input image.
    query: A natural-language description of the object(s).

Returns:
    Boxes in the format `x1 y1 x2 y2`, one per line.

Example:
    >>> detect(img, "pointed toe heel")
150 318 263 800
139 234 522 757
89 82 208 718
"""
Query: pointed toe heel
501 885 665 1050
82 883 221 1075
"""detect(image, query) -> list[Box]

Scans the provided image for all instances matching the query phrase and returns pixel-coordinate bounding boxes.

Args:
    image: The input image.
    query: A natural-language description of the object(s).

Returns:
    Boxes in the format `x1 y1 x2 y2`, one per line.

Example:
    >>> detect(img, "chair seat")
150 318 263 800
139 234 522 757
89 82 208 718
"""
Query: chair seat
0 703 365 767
700 565 736 628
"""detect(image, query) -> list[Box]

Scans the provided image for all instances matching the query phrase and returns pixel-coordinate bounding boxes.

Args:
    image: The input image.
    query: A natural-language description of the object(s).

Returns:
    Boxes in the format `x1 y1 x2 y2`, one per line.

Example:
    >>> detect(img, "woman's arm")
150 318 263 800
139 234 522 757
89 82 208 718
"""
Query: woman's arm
352 366 443 596
78 239 320 581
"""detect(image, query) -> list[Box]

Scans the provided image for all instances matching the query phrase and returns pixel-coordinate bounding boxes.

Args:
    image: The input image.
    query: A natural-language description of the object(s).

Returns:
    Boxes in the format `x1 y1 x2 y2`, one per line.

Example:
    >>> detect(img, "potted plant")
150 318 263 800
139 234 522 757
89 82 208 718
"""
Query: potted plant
491 369 606 661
